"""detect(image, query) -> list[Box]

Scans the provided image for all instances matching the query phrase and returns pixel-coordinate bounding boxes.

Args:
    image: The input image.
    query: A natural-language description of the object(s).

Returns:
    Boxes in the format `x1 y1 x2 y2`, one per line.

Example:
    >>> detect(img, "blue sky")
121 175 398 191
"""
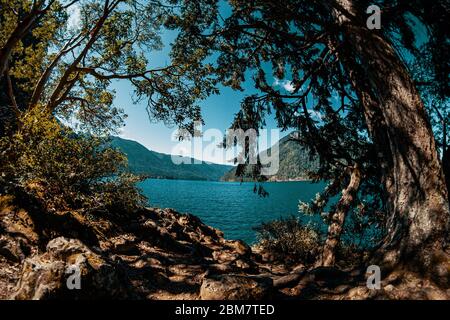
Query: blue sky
67 2 431 165
64 2 290 165
111 29 290 165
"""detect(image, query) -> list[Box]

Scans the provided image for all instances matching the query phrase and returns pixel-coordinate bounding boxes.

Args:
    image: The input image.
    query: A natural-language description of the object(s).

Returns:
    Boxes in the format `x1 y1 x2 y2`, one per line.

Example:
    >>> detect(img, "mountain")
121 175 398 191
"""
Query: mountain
221 132 319 181
110 136 232 181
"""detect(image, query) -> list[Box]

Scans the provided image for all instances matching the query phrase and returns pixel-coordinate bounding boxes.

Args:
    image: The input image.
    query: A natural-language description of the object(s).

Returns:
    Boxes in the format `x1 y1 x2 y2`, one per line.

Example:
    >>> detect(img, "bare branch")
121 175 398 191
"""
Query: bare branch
29 32 88 107
47 0 120 109
0 1 56 77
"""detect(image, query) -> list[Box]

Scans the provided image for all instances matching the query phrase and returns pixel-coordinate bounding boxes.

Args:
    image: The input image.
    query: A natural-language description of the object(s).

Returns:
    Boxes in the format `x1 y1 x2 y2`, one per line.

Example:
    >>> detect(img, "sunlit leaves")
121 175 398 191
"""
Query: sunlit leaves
1 0 220 135
0 107 145 213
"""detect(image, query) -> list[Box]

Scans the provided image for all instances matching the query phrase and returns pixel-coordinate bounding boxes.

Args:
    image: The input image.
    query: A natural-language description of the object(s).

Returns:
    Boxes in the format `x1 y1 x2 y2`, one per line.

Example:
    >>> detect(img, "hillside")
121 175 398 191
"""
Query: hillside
221 132 319 181
110 137 232 181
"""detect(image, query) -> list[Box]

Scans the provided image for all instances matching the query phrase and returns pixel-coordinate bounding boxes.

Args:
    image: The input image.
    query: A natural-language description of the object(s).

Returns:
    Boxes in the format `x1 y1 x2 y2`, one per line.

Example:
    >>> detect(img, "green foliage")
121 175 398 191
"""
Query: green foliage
254 216 370 267
1 1 217 137
254 217 321 265
1 1 220 217
0 107 146 214
0 0 64 93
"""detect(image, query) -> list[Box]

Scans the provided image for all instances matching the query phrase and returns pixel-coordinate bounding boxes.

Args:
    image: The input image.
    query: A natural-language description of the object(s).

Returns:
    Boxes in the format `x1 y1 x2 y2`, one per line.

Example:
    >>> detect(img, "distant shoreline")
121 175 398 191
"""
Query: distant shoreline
142 177 313 183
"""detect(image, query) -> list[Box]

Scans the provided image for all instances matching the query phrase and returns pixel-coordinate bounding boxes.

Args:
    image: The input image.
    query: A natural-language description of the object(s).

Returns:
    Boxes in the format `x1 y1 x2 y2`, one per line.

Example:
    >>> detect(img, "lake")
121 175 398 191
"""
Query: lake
139 179 327 244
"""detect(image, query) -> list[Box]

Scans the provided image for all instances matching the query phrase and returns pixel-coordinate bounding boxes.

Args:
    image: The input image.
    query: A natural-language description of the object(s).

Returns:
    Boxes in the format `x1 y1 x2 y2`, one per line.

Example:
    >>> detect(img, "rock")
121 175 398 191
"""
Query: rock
270 264 289 274
432 254 450 287
273 273 303 288
346 286 371 300
134 256 163 270
290 272 316 296
152 228 191 254
0 235 26 263
291 264 306 274
202 236 215 245
383 270 403 284
11 256 66 300
262 253 274 262
10 237 131 299
383 284 395 292
225 240 251 256
0 207 39 244
334 284 351 293
424 287 449 300
199 275 273 300
208 263 233 273
109 234 139 255
235 259 251 270
143 219 158 229
214 229 224 238
169 264 204 276
212 250 239 262
177 215 193 226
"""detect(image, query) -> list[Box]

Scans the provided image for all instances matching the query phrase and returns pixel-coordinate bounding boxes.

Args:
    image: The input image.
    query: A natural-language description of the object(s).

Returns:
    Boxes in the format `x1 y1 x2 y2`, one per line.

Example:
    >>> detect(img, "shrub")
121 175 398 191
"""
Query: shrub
254 216 371 268
254 216 322 265
0 107 146 215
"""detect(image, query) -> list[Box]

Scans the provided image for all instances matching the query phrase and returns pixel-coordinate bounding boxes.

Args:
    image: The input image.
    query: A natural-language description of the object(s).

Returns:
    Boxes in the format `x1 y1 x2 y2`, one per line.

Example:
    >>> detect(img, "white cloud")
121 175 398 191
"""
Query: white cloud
283 80 295 93
67 4 81 31
273 78 295 93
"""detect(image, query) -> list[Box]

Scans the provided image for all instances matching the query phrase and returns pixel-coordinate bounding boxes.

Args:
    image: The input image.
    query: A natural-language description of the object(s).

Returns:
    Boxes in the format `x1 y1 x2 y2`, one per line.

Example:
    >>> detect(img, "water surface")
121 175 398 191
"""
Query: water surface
139 179 326 243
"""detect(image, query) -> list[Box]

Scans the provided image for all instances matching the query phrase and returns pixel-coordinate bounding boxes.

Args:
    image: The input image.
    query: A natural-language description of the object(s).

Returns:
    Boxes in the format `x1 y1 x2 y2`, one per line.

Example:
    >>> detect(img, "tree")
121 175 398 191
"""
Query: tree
170 0 449 277
332 1 448 275
412 45 450 201
0 107 146 214
0 0 216 136
0 1 217 221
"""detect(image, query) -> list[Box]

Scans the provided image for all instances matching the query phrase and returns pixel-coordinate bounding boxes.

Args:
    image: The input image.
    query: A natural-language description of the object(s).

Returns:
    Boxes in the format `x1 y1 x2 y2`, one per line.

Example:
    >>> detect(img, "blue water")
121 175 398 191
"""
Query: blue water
138 179 327 244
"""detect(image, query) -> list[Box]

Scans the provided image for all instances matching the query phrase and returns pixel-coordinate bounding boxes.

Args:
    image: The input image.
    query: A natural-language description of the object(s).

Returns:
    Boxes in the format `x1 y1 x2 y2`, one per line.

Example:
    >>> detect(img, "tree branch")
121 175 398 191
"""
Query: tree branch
4 65 20 117
0 1 56 77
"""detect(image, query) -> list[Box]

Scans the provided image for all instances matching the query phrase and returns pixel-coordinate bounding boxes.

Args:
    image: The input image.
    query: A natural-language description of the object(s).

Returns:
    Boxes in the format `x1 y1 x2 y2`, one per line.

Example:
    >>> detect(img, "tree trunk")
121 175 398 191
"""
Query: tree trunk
333 0 449 277
0 13 39 78
322 164 361 266
443 146 450 203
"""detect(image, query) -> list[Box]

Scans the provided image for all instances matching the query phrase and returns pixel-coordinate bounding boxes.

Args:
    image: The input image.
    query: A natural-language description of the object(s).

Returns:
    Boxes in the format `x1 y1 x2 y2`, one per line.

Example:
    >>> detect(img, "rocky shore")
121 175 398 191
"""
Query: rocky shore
0 198 448 300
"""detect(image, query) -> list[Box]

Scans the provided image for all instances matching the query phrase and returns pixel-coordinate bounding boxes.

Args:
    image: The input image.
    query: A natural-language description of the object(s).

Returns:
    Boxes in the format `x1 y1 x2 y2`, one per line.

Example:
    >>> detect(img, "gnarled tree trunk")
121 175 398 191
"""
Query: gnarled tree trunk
333 0 449 280
442 146 450 203
322 164 361 266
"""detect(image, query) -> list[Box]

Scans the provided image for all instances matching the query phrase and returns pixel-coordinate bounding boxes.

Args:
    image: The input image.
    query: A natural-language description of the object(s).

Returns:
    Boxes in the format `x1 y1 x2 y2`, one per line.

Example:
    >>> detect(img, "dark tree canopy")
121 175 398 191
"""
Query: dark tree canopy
169 0 450 271
1 0 449 282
